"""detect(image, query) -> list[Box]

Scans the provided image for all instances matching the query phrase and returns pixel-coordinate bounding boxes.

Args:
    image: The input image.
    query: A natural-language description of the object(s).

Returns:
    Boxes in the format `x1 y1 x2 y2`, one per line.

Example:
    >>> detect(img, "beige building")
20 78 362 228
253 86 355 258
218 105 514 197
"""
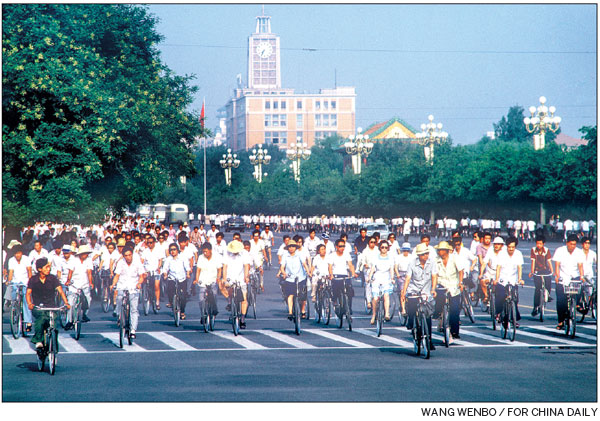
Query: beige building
225 11 356 151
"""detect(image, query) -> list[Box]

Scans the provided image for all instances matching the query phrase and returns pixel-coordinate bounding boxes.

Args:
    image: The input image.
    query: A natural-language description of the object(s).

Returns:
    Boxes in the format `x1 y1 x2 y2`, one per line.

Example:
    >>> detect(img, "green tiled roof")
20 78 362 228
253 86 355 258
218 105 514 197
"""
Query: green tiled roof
364 117 417 138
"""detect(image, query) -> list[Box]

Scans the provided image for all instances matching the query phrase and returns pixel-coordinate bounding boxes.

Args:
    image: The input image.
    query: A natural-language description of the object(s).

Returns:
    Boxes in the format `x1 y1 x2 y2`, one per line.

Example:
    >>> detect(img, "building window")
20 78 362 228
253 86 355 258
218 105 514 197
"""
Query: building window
297 114 303 129
315 114 321 127
324 100 329 110
265 101 271 110
265 131 287 145
297 100 302 110
331 100 337 110
265 114 271 127
315 100 321 110
273 101 278 110
315 114 337 128
296 132 303 142
315 131 336 140
281 100 286 110
265 114 286 128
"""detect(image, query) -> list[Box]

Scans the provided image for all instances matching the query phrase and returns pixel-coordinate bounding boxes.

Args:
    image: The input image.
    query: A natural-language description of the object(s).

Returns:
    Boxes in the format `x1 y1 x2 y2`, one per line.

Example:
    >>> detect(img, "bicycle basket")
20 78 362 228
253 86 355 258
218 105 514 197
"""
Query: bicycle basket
564 282 581 296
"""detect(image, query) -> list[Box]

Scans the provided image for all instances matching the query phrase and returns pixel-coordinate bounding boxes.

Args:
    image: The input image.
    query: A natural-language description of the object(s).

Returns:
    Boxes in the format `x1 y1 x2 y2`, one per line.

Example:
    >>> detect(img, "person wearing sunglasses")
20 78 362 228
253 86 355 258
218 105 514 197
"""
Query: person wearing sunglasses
367 240 396 324
327 239 358 315
357 236 379 308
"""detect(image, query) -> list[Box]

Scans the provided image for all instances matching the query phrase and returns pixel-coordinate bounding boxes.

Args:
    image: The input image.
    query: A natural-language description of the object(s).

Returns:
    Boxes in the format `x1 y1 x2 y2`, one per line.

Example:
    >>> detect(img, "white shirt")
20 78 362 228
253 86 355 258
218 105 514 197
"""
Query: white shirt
304 236 322 257
29 248 49 274
496 250 524 286
553 246 585 284
260 231 274 248
69 257 93 289
8 256 32 285
453 246 476 275
311 255 329 278
196 254 222 286
224 252 247 283
370 254 394 284
163 255 190 282
327 252 352 276
250 239 265 265
395 253 412 273
582 249 597 279
482 249 503 280
211 240 228 259
141 246 164 273
114 259 145 291
48 250 63 277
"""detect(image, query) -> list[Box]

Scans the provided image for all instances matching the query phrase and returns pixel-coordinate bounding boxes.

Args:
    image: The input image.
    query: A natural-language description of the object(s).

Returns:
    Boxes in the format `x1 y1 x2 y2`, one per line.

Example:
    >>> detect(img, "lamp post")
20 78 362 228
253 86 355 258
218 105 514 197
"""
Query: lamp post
219 148 240 186
415 115 448 164
524 96 561 150
249 144 271 183
286 137 311 183
344 127 374 175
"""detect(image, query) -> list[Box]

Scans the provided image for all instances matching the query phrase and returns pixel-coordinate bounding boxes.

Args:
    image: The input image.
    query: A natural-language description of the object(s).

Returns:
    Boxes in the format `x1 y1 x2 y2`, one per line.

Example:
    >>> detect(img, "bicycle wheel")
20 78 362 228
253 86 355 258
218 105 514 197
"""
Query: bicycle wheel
74 304 83 340
323 291 331 325
490 295 497 331
173 293 180 327
305 294 310 320
294 296 301 335
119 307 125 349
346 295 353 332
462 290 475 323
509 301 517 342
421 313 430 359
539 288 545 323
37 345 46 372
232 305 240 336
337 295 344 329
101 285 110 313
501 305 508 339
142 285 149 316
10 302 21 339
201 301 209 333
569 298 577 338
388 293 397 322
591 293 597 320
314 290 322 323
375 299 383 337
442 301 450 347
363 287 371 315
48 329 58 375
127 304 133 345
249 285 257 319
413 324 422 356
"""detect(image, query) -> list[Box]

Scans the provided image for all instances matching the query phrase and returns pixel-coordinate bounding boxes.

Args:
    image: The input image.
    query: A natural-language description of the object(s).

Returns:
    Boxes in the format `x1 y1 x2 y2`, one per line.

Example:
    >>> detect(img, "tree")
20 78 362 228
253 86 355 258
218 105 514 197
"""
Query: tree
493 105 534 143
2 4 204 225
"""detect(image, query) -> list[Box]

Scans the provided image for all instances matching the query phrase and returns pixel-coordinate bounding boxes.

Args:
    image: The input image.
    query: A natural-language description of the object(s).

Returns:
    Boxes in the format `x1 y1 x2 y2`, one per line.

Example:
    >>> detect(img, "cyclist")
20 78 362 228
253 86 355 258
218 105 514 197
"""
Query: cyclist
65 244 94 328
141 235 164 310
5 245 33 332
162 244 192 319
357 236 379 309
553 234 585 330
395 242 412 316
494 236 525 327
309 244 329 303
451 236 477 299
476 232 494 303
353 228 369 257
277 235 291 268
280 240 310 320
48 240 64 279
29 240 49 274
304 229 321 259
433 241 463 341
320 233 335 255
401 243 438 350
367 240 395 324
250 230 267 292
529 235 554 317
580 236 596 312
260 225 275 267
111 246 145 338
222 240 250 329
26 258 70 350
211 232 228 260
193 242 222 323
327 239 358 315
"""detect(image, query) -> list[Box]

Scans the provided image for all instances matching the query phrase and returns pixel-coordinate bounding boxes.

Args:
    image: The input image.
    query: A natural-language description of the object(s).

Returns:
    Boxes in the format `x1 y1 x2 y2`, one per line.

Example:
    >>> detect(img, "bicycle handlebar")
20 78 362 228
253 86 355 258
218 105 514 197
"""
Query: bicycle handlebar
34 305 67 311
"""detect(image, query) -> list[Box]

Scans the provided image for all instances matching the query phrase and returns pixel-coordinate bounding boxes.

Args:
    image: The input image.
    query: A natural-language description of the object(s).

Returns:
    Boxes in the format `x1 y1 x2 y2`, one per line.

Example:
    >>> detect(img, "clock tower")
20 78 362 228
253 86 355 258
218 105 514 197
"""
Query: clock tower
247 9 281 89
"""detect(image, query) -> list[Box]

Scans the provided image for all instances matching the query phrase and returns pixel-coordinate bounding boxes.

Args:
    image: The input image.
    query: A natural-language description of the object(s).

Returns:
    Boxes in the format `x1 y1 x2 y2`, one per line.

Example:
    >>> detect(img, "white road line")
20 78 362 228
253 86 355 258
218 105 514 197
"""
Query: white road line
430 333 480 347
3 335 34 354
58 335 87 353
305 329 375 348
512 328 590 346
211 331 267 350
459 328 529 346
525 326 597 342
255 329 317 349
354 328 413 347
577 324 597 331
145 332 197 351
99 332 146 351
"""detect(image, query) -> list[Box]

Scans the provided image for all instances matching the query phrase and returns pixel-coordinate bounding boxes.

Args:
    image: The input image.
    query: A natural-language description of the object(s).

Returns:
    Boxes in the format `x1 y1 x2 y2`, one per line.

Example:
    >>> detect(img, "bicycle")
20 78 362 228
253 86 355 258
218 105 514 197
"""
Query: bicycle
499 284 519 342
533 273 552 322
9 284 27 339
314 275 332 324
291 277 302 335
246 269 259 319
373 289 387 337
142 271 158 315
564 280 582 338
53 289 68 329
199 285 217 332
170 277 183 327
487 281 497 330
67 288 84 340
118 289 133 348
407 292 432 359
34 305 66 375
436 286 451 347
99 269 113 313
229 279 242 336
460 284 475 323
578 277 596 323
334 276 353 331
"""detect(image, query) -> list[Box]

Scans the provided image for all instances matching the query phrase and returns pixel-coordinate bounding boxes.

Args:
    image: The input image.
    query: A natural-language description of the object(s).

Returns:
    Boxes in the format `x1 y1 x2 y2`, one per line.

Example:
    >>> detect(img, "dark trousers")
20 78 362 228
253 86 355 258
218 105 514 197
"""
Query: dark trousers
532 273 552 308
31 309 55 344
494 284 521 321
167 280 188 313
332 277 353 311
433 290 461 336
406 296 433 334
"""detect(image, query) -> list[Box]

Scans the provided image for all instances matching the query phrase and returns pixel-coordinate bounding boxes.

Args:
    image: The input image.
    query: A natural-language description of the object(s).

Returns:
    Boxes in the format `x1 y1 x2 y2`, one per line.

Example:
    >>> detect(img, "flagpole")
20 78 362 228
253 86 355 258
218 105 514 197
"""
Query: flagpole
202 97 207 227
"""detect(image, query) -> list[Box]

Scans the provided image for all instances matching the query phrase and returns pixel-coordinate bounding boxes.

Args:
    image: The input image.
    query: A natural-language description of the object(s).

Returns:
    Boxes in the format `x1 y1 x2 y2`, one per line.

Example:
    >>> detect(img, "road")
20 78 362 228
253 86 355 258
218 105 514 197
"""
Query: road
2 232 597 402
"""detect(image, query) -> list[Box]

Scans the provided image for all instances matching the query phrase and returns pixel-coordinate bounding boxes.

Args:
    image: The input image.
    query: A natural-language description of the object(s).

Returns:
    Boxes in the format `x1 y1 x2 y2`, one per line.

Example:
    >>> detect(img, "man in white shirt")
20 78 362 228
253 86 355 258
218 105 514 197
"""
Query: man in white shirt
194 242 222 322
162 243 192 319
111 246 145 338
553 234 585 329
494 236 524 327
260 225 275 266
6 245 33 331
141 235 164 310
29 240 49 275
250 230 267 292
65 245 94 327
327 239 358 314
304 229 322 259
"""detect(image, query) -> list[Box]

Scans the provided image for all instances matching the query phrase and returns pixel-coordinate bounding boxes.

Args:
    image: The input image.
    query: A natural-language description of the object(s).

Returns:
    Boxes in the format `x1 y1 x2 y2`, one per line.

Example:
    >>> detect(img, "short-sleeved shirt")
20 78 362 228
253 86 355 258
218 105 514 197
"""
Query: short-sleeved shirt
196 254 222 286
394 253 412 273
371 254 394 284
260 231 274 248
530 246 552 274
311 255 329 278
582 250 597 279
553 246 585 284
27 273 61 307
353 236 370 254
69 257 93 289
436 254 462 297
405 256 437 296
327 252 352 277
476 243 491 262
250 240 265 265
29 249 49 274
141 246 164 273
163 255 190 282
223 252 246 283
282 253 307 283
114 259 145 291
8 255 32 285
496 250 524 286
48 251 64 277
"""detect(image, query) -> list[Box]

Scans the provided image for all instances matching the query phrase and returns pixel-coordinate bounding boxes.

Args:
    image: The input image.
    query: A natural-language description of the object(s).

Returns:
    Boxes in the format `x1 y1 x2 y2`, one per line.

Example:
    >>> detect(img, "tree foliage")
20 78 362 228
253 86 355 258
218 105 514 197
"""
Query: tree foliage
2 4 204 225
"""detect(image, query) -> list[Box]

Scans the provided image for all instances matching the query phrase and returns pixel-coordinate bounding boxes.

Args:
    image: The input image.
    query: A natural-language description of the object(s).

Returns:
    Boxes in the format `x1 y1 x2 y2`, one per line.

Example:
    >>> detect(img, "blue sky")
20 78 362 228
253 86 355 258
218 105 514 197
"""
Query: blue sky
147 3 596 144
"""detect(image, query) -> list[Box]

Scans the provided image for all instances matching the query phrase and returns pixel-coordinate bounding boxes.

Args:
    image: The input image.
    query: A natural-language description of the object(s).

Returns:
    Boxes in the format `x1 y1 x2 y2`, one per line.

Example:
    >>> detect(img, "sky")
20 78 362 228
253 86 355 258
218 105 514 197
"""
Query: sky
147 3 597 144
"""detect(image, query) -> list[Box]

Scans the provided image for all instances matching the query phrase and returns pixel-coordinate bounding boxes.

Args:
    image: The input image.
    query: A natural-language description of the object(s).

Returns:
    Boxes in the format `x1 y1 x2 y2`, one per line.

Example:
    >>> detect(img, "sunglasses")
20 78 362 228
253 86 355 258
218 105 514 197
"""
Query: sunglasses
380 246 388 250
338 245 346 248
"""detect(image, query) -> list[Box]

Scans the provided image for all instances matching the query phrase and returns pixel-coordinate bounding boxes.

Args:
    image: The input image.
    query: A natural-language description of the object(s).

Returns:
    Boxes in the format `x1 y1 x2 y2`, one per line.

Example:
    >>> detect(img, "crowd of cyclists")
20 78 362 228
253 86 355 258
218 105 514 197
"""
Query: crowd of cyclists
2 212 596 361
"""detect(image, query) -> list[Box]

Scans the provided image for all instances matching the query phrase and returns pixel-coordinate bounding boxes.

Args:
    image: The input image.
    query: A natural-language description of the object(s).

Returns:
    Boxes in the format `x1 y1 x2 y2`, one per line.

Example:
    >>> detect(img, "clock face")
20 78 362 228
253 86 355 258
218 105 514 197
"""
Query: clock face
256 41 273 59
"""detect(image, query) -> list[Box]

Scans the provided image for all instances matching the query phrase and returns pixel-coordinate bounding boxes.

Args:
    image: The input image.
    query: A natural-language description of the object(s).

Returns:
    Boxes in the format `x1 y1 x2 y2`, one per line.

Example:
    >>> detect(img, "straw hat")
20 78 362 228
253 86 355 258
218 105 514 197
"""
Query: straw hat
434 241 453 251
116 238 127 247
415 243 430 255
285 240 299 250
7 240 21 249
76 244 92 255
227 240 244 254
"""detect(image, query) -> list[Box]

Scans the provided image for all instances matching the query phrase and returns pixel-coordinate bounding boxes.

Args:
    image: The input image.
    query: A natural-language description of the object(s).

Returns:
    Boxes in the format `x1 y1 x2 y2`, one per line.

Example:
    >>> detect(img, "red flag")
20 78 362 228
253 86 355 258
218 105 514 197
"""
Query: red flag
200 100 205 129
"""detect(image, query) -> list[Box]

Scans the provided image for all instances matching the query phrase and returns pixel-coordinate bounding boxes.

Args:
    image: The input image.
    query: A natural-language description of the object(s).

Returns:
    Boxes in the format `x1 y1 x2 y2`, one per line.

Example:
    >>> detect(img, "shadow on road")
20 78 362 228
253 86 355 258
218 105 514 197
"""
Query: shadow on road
16 362 41 372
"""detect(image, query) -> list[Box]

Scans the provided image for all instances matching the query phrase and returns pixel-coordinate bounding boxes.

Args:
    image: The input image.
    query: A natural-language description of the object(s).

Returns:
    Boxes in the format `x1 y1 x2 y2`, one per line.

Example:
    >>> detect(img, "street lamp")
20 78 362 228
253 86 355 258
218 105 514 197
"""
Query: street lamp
219 148 240 186
524 96 561 150
415 115 448 164
285 137 311 183
249 144 271 183
344 127 374 175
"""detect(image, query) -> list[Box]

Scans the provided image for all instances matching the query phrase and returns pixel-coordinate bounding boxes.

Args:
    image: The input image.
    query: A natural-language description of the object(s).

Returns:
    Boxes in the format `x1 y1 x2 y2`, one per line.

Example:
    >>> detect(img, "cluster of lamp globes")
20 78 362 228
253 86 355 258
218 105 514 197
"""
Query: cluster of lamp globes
219 149 241 169
523 96 561 130
415 115 449 146
285 137 312 160
343 128 374 155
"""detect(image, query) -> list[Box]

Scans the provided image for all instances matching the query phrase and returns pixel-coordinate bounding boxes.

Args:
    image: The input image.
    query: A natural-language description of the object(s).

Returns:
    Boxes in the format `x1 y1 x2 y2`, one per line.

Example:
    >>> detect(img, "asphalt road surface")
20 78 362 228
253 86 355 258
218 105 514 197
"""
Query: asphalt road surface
2 232 596 402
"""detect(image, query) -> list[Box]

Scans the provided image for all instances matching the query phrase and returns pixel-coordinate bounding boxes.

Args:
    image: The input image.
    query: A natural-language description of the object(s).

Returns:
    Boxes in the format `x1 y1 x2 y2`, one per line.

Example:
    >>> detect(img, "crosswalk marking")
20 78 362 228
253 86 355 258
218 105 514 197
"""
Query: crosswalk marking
255 329 317 349
4 336 34 354
459 328 529 346
99 332 146 351
354 328 413 347
430 332 479 347
211 331 267 350
305 329 375 348
512 329 587 346
525 326 597 342
578 324 597 331
146 332 197 351
59 335 87 353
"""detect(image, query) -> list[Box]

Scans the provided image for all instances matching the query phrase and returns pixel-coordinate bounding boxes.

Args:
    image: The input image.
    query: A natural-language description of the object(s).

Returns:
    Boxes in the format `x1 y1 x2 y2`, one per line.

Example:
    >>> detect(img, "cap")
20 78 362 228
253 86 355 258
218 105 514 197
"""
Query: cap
401 242 411 251
492 237 505 245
